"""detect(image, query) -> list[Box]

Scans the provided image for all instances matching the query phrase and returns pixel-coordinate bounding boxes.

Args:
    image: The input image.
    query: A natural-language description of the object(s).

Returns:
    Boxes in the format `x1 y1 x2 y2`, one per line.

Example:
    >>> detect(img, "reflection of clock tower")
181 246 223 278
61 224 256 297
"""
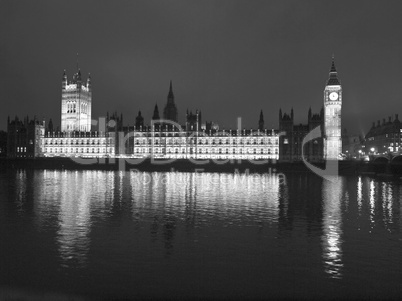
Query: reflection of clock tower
324 57 342 160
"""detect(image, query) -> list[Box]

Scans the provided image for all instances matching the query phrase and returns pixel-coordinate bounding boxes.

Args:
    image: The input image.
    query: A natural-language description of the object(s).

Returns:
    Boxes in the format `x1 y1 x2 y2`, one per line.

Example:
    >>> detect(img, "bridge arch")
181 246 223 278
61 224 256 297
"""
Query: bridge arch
391 155 402 163
372 156 389 163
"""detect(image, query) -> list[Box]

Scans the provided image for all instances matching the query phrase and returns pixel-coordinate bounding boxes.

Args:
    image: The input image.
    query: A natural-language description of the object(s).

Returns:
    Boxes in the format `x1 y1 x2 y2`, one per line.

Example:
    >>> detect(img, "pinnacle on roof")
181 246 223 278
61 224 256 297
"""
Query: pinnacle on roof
168 80 174 98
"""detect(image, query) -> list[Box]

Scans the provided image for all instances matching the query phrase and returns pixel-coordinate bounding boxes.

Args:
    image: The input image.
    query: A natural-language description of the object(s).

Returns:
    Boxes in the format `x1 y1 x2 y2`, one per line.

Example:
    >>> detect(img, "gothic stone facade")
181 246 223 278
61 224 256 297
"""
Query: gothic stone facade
278 108 324 162
7 116 45 158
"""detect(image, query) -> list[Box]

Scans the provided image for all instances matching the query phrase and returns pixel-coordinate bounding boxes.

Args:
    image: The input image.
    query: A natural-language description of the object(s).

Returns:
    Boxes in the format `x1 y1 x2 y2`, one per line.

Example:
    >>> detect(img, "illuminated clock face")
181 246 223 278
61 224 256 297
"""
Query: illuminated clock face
329 92 339 101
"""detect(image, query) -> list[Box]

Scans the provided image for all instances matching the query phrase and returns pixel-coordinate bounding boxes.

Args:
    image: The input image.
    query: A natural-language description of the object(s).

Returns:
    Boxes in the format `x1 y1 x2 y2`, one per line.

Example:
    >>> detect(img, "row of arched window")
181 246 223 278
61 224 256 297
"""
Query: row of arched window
132 138 278 145
44 138 113 145
45 147 114 154
133 147 278 155
66 102 89 114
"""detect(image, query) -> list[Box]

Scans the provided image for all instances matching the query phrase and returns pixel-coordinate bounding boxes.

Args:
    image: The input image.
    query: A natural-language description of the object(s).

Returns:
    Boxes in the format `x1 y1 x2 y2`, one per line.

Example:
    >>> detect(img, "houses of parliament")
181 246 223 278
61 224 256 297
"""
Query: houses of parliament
6 58 343 162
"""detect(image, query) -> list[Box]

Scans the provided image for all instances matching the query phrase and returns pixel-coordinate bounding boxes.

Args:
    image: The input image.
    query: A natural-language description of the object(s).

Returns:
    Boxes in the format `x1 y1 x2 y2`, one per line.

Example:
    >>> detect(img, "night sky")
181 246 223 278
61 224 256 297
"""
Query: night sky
2 0 402 136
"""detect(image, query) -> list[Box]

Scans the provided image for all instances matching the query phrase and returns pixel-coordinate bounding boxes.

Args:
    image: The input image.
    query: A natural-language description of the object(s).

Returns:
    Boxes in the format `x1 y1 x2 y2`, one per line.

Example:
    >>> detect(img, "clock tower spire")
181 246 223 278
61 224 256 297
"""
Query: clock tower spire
323 56 342 160
327 56 341 86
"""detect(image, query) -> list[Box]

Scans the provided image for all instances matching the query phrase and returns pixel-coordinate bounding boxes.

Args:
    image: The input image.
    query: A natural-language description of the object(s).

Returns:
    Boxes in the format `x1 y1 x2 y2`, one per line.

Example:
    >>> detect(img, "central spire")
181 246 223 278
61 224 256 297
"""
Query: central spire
168 80 174 101
163 80 178 122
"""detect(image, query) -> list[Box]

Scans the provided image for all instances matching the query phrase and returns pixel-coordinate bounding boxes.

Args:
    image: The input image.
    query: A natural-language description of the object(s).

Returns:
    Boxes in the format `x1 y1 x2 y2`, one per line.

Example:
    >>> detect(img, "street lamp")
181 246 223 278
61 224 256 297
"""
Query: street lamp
358 149 362 160
369 147 375 161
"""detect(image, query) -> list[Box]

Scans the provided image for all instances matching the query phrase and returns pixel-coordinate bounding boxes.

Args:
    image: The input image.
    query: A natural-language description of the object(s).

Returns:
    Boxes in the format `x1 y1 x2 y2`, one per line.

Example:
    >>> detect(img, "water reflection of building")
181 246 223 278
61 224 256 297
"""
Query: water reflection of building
321 177 344 279
31 170 98 267
367 178 399 232
277 174 324 234
129 171 281 254
355 176 401 238
356 176 363 216
57 171 92 267
34 170 62 230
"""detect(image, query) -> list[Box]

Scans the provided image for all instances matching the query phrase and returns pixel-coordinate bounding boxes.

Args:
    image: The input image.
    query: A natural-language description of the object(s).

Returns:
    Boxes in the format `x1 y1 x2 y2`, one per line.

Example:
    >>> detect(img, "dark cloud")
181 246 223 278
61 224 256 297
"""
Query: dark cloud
2 0 402 135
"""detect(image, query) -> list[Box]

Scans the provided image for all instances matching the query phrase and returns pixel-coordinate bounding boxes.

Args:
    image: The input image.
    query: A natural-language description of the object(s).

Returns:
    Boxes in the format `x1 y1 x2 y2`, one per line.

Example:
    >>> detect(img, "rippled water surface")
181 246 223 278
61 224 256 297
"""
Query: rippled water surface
0 169 401 300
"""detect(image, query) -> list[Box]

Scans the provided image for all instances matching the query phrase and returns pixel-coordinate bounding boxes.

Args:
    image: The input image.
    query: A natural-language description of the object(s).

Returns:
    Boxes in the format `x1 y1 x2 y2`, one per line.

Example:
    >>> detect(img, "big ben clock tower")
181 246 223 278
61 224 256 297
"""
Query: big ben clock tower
324 56 342 160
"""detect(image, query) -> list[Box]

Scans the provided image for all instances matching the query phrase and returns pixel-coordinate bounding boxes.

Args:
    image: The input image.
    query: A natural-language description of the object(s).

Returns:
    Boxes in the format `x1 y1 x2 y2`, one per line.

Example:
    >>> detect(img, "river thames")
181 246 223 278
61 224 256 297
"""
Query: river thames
0 168 401 300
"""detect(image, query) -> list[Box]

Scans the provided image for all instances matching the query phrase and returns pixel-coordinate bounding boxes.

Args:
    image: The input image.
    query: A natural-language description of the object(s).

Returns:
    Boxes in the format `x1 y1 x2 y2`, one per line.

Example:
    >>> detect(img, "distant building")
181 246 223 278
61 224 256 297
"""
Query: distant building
0 130 7 157
61 69 92 132
342 129 363 159
279 107 324 162
186 110 202 131
7 116 45 158
201 121 219 131
363 115 402 157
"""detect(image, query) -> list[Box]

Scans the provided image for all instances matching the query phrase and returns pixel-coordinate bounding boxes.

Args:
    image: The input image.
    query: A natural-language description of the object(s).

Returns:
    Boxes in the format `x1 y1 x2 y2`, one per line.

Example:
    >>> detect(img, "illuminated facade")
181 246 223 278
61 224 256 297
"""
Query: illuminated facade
24 58 344 161
324 58 342 160
120 128 279 160
41 131 115 158
61 69 92 132
41 126 278 160
39 76 279 160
